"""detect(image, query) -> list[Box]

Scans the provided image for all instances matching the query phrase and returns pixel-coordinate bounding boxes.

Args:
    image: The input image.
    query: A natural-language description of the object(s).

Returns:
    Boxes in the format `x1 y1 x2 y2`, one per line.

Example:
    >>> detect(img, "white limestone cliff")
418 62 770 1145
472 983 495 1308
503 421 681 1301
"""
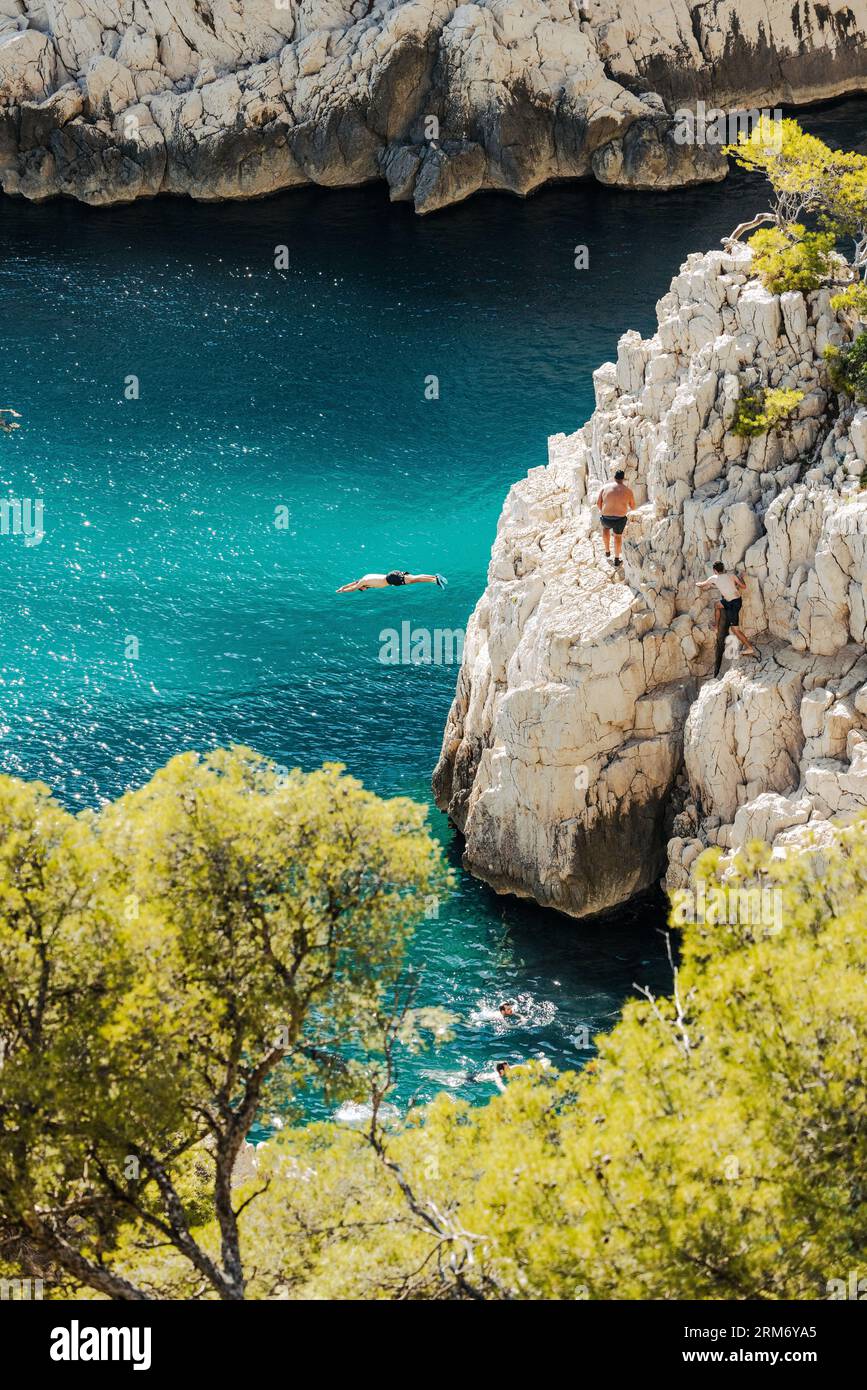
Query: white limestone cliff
1 1 866 210
433 242 867 917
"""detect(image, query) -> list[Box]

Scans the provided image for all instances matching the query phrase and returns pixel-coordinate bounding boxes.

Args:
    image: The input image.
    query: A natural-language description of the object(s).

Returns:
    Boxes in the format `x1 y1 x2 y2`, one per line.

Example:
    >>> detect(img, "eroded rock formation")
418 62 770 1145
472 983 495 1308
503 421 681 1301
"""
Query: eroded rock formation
433 243 867 917
0 1 866 210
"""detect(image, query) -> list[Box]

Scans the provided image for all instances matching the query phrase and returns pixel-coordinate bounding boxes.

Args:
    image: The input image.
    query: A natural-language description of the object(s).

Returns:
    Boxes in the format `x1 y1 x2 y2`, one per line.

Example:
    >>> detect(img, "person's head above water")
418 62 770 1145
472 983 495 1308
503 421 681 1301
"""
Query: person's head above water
499 1001 516 1017
713 560 726 574
495 1061 510 1077
614 469 625 481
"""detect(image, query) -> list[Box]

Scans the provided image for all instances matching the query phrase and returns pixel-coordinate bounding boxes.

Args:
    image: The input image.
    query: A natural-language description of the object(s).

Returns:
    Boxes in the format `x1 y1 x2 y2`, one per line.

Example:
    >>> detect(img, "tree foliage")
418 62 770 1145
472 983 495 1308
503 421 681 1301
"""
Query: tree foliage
725 117 845 230
0 749 450 1299
724 118 867 292
241 820 867 1301
2 754 865 1301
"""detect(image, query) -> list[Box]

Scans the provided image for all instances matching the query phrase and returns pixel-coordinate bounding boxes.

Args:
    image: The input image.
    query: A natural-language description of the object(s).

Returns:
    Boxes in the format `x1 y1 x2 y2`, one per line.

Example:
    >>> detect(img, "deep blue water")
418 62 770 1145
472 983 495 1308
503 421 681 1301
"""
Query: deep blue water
2 99 864 1118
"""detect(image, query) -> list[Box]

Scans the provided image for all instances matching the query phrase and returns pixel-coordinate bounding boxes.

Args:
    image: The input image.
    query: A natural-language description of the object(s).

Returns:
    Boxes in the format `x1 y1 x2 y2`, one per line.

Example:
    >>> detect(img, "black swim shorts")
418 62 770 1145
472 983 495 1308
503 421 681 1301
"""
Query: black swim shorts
601 514 627 535
385 571 408 586
721 596 742 622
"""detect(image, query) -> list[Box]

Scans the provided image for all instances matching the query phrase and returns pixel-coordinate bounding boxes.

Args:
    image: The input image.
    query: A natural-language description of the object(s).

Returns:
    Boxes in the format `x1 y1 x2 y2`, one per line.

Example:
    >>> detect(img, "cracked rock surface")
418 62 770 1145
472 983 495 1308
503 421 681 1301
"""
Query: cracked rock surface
433 243 867 917
1 2 866 210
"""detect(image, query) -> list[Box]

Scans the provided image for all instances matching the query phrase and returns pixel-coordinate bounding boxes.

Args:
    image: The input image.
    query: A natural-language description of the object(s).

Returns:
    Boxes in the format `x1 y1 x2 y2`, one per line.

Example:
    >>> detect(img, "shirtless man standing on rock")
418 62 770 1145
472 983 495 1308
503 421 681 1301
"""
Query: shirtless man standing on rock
596 469 636 568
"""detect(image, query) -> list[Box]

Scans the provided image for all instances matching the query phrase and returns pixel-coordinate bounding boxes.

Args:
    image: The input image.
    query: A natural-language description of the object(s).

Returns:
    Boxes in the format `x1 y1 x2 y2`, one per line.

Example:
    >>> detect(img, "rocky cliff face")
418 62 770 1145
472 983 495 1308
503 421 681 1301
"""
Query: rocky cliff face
0 1 865 211
433 244 867 917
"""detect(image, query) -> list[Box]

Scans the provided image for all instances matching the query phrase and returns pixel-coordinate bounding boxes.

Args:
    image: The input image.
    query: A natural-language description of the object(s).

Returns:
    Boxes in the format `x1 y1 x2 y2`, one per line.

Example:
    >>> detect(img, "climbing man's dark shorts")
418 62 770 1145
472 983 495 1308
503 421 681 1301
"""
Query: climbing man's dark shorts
385 570 408 586
721 597 742 623
600 514 627 535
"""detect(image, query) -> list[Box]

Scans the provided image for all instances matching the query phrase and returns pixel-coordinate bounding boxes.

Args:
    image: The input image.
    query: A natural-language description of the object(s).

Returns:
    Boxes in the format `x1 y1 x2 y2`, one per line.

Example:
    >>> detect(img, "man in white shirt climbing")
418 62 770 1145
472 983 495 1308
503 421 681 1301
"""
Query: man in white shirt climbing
696 561 759 668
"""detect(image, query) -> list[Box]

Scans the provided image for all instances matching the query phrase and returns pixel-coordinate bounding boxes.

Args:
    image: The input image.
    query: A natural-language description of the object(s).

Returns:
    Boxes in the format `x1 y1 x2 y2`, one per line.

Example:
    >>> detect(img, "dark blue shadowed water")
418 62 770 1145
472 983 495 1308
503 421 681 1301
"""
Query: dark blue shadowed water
1 99 863 1118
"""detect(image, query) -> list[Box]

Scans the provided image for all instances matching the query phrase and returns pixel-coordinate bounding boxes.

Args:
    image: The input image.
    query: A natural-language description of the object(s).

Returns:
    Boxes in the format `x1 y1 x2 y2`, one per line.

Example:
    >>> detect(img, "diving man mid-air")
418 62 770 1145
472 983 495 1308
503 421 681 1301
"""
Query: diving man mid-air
337 570 447 593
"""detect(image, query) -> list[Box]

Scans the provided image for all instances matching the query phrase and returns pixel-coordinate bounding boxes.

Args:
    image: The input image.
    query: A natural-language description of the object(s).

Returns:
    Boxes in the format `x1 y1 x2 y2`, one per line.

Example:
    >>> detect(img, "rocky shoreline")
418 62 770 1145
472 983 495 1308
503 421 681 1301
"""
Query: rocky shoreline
1 2 866 212
433 242 867 918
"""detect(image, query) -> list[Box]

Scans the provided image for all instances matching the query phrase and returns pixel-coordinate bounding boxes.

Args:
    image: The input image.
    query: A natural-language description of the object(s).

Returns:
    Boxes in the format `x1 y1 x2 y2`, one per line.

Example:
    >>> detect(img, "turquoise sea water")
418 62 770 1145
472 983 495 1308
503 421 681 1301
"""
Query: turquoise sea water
2 100 864 1118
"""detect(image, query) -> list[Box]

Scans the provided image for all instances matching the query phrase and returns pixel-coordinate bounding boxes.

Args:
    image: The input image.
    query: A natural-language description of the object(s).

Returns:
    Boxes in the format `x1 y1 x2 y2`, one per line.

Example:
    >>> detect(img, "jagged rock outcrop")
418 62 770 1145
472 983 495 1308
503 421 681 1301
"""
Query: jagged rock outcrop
433 242 867 917
1 1 866 211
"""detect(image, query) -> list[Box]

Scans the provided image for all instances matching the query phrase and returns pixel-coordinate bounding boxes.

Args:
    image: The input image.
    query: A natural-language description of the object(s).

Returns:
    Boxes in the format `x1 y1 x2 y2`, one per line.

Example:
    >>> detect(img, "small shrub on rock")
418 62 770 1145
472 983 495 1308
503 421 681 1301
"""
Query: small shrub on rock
824 331 867 403
731 386 805 437
830 282 867 318
748 224 836 294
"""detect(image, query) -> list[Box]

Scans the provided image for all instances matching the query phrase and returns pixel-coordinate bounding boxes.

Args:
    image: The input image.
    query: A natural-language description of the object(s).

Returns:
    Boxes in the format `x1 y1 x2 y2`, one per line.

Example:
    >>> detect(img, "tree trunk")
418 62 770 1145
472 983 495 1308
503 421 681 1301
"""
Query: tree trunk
723 212 777 245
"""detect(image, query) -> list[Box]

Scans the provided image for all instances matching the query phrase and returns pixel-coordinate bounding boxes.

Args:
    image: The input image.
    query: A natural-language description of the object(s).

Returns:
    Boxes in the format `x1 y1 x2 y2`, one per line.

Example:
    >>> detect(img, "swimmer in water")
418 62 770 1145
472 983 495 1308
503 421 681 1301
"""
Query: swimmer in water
337 570 448 593
499 1001 516 1018
494 1057 550 1090
0 408 22 433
